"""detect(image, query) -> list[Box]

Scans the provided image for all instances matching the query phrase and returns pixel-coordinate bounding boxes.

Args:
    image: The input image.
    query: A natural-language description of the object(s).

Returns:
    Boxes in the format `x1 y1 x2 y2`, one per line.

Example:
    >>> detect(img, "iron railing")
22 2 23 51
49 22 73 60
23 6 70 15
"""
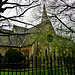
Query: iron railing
0 49 75 75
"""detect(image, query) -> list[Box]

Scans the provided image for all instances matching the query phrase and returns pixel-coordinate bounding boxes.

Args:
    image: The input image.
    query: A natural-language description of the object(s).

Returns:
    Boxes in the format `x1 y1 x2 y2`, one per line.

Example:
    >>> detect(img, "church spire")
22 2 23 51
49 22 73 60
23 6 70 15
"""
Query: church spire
41 4 49 23
41 3 56 36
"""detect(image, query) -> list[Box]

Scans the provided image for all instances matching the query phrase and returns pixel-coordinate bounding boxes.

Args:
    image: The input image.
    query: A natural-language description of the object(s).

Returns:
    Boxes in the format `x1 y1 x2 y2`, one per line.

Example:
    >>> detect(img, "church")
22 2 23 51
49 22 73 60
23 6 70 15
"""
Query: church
0 4 75 57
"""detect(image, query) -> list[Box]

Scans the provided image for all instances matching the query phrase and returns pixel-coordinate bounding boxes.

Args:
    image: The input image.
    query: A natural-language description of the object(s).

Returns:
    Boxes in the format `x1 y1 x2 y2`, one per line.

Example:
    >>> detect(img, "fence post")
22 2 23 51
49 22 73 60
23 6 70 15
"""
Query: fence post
39 56 41 75
50 55 53 75
54 50 56 75
32 56 33 75
57 56 60 75
0 54 1 75
66 50 70 75
43 56 45 75
62 49 66 75
34 56 37 68
72 50 75 75
28 51 29 75
46 54 49 75
35 56 37 75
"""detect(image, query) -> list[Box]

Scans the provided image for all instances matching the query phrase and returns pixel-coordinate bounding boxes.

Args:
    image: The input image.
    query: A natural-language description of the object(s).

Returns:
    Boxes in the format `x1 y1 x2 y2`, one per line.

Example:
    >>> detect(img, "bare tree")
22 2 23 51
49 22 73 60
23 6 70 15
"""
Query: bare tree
1 0 75 33
28 0 75 34
0 0 41 46
0 0 75 40
0 0 40 30
46 0 75 33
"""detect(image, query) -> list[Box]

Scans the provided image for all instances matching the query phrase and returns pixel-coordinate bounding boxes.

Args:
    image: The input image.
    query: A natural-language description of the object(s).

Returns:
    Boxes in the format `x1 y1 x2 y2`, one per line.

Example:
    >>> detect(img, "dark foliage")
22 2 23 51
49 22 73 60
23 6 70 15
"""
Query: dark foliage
5 49 24 63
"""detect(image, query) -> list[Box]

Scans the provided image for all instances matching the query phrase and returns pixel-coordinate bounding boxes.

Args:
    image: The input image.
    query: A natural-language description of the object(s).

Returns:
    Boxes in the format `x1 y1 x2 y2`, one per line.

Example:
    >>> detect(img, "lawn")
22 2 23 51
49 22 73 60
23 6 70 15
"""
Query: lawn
0 66 74 75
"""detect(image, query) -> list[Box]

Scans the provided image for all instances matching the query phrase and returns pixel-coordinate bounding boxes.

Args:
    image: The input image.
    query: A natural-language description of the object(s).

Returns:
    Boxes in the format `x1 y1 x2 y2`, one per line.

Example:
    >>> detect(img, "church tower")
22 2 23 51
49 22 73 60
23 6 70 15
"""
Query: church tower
41 3 56 38
41 4 50 23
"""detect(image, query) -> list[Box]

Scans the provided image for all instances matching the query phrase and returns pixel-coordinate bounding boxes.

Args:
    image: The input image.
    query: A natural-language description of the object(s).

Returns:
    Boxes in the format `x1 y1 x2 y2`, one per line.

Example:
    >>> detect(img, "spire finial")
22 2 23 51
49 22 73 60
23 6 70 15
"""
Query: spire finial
43 0 46 2
41 3 49 22
43 0 46 4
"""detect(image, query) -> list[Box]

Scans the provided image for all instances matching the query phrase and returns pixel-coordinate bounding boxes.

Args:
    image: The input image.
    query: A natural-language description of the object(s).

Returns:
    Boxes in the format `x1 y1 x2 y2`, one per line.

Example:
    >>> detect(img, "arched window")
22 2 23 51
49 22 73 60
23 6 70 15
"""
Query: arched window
47 34 53 42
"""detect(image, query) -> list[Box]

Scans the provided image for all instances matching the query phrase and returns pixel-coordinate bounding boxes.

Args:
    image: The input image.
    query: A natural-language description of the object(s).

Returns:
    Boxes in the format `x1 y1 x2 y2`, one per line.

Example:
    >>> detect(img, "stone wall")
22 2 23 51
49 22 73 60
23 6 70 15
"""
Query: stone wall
13 25 28 33
0 46 20 56
21 45 33 57
0 45 32 57
0 25 27 46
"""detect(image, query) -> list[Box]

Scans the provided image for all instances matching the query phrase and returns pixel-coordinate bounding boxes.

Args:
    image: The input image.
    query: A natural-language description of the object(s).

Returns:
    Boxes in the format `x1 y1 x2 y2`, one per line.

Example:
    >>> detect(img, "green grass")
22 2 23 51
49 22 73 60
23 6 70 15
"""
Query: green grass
0 66 74 75
1 72 28 75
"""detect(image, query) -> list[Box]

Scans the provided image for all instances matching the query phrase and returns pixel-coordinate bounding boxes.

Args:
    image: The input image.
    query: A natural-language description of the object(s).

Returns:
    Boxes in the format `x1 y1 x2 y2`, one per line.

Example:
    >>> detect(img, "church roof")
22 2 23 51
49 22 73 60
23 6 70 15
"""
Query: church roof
23 4 57 46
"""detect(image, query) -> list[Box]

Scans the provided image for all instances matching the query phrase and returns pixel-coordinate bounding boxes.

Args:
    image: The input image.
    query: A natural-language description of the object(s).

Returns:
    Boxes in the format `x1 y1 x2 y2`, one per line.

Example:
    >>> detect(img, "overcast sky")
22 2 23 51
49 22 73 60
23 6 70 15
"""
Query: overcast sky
0 0 75 42
0 0 42 30
0 0 75 32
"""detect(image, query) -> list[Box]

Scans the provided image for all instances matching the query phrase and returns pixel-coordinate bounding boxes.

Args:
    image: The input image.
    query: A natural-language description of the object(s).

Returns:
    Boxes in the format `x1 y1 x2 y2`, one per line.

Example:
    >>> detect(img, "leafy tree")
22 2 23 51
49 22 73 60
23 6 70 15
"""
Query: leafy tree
5 49 24 63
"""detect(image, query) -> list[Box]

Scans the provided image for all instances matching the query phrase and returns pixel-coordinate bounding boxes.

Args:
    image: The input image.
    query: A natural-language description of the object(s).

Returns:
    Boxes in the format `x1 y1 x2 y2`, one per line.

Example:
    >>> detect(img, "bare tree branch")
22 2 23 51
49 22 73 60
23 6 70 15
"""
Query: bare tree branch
66 14 75 22
60 0 75 8
55 15 75 33
6 0 39 7
0 4 40 21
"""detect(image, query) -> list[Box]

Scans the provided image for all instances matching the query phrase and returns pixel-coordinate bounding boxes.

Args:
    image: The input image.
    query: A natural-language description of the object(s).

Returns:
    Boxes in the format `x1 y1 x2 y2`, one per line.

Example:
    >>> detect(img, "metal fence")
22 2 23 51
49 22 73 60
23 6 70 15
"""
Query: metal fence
0 48 75 75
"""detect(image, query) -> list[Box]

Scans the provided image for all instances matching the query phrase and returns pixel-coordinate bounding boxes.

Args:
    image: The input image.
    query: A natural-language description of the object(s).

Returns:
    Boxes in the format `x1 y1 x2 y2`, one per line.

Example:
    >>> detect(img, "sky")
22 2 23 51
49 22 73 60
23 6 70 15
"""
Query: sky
0 0 75 32
0 0 43 30
0 0 38 30
0 0 75 42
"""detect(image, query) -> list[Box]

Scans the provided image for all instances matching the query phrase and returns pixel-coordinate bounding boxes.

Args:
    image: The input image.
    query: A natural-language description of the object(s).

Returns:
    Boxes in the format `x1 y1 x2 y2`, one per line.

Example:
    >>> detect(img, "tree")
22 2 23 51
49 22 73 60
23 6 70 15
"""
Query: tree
0 0 75 33
47 0 75 33
31 0 75 34
5 49 24 63
0 0 40 30
0 0 41 47
0 0 75 46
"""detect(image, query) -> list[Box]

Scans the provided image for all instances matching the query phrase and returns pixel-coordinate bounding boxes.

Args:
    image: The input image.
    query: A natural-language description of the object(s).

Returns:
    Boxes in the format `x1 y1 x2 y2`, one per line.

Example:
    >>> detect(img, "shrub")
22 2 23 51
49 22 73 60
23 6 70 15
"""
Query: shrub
5 49 24 63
